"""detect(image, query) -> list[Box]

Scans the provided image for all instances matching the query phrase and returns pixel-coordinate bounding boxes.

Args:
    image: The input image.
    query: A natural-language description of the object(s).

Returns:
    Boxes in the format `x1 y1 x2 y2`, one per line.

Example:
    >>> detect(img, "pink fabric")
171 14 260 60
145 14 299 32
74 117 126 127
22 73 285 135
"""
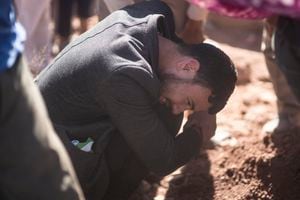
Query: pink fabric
188 0 300 19
224 0 300 18
187 0 271 19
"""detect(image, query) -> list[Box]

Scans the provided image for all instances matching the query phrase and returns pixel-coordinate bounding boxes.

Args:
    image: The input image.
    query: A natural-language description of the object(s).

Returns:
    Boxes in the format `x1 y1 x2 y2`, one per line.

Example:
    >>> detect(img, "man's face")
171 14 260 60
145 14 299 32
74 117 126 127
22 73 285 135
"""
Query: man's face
159 79 212 115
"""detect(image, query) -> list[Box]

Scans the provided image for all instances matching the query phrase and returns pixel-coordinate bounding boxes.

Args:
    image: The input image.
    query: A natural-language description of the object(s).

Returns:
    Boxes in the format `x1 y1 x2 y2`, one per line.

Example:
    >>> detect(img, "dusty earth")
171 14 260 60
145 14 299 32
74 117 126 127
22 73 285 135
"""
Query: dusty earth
128 15 300 200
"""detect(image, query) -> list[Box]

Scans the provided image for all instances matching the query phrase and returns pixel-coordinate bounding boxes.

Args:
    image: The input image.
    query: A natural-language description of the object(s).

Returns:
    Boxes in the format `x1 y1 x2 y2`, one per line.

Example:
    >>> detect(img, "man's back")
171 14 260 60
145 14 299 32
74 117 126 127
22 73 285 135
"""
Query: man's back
36 1 180 125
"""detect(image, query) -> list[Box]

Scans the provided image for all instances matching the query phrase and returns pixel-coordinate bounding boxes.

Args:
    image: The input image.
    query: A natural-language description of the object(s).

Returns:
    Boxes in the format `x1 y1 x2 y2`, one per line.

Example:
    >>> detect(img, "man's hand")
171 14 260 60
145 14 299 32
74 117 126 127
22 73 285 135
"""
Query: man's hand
183 111 216 145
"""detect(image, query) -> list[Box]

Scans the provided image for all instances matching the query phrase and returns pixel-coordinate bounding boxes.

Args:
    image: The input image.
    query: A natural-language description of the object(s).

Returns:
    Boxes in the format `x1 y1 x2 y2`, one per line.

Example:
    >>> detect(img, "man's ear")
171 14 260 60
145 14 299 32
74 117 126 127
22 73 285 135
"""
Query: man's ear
178 57 200 72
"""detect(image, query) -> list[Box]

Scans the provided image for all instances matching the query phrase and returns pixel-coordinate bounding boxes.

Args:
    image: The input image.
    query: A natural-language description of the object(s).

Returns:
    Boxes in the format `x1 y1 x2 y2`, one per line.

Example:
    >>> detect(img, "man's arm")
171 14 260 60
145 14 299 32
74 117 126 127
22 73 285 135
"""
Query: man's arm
99 72 202 176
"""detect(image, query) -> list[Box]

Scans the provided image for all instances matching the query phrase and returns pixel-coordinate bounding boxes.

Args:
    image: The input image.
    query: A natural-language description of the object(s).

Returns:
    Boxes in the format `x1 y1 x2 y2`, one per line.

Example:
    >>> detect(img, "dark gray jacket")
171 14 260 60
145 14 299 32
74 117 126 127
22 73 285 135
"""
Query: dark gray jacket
36 1 202 199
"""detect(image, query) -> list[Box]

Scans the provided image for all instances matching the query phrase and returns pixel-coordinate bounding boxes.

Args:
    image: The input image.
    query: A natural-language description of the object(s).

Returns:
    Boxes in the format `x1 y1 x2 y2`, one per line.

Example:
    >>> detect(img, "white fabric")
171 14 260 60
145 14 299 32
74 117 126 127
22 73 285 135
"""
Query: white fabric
15 0 52 72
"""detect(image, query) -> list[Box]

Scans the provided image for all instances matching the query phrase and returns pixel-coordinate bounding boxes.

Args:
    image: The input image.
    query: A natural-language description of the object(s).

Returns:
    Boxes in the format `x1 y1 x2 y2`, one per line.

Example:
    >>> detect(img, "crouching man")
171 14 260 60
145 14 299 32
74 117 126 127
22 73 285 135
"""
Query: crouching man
35 1 237 199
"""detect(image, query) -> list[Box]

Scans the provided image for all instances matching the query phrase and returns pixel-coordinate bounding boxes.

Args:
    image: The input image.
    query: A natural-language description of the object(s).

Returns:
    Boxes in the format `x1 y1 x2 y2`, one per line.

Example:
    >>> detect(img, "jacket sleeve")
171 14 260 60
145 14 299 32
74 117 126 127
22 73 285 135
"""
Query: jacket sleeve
98 71 202 176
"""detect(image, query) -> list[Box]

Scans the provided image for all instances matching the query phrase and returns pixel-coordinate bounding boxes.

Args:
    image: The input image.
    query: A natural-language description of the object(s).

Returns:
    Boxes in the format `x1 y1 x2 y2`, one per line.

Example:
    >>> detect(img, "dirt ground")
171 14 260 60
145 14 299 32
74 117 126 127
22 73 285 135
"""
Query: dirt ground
128 15 300 200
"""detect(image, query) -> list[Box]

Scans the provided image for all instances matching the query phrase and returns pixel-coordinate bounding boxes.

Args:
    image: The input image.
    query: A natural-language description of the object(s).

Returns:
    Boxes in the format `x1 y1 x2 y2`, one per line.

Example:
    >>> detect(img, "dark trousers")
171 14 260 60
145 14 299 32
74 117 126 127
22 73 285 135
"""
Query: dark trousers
103 104 182 200
275 17 300 102
0 55 84 200
56 0 95 37
57 103 183 200
57 126 148 200
103 131 149 200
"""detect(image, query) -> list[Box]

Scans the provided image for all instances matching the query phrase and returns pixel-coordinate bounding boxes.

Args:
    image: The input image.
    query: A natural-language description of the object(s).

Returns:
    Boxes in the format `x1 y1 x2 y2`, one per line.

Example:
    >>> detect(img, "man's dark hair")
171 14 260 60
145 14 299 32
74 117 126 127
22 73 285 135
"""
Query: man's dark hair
178 43 237 114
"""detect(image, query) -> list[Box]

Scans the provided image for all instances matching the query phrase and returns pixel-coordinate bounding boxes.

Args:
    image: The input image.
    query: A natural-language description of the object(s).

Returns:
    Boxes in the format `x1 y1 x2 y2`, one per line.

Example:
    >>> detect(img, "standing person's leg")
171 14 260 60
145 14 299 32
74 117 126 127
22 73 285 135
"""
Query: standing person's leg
0 55 84 199
55 0 74 52
77 0 96 33
103 0 134 12
275 17 300 101
262 17 300 133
